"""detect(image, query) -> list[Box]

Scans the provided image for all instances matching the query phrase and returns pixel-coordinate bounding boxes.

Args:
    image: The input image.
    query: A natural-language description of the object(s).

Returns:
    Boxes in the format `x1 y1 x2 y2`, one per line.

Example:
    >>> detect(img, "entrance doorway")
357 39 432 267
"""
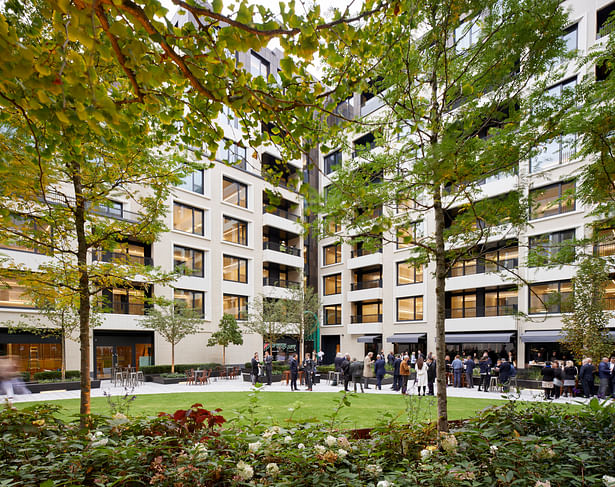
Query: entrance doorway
93 331 153 379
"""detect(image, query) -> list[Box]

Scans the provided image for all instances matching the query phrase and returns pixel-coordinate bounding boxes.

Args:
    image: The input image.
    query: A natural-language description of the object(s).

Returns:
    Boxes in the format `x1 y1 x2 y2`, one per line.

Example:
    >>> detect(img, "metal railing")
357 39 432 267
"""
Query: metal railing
263 277 301 288
350 247 383 258
448 258 518 277
92 250 153 266
350 314 383 323
594 242 615 257
262 241 301 257
262 206 300 222
446 304 518 318
351 279 383 291
107 302 146 315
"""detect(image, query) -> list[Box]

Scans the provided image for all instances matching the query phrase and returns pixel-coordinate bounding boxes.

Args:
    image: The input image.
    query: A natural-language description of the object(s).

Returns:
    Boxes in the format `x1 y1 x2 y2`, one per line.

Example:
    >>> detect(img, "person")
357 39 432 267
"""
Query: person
563 360 577 397
598 357 611 398
400 355 410 395
426 356 436 395
610 357 615 399
250 352 260 386
478 352 492 392
334 353 344 373
499 346 508 360
363 352 374 390
350 357 364 393
289 353 299 391
303 352 314 391
552 361 563 399
498 357 512 392
263 351 273 386
341 354 352 392
392 354 402 391
387 351 395 367
464 355 475 388
317 350 324 364
410 352 417 368
417 349 424 360
579 358 594 398
415 356 427 396
374 354 386 390
541 361 555 399
451 355 463 388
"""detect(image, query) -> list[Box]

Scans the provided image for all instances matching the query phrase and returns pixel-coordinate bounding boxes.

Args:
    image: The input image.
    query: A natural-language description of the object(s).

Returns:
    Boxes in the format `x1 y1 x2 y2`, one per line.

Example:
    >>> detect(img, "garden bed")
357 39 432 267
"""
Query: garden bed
152 376 184 385
26 380 101 394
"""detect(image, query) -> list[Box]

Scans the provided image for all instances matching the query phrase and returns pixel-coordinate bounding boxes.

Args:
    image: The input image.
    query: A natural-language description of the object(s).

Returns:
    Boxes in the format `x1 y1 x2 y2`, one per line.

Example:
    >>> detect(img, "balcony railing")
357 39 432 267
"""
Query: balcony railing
350 247 383 258
262 241 301 257
107 302 145 315
350 313 383 324
92 250 153 266
263 277 301 288
351 279 383 291
446 304 518 319
597 21 615 40
594 242 615 257
448 258 518 277
604 296 615 311
263 206 300 222
43 191 141 223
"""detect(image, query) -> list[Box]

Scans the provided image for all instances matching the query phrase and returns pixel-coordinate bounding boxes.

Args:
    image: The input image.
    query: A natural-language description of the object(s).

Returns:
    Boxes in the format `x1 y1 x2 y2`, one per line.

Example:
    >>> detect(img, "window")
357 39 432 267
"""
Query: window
220 105 239 129
528 230 575 266
324 150 342 175
173 202 204 235
0 215 50 254
223 216 248 245
449 292 477 318
94 242 149 266
223 294 248 320
484 288 517 316
223 255 248 283
179 169 204 194
0 278 32 308
96 200 123 218
530 181 575 219
104 288 146 315
173 246 204 277
353 132 376 158
450 258 479 277
174 289 204 317
397 222 423 248
323 274 342 295
222 177 247 208
323 244 341 265
455 17 481 51
597 2 615 39
250 51 270 78
562 24 577 56
397 296 423 321
217 141 247 169
594 228 615 257
484 247 518 273
323 304 342 325
352 300 382 323
397 262 423 285
529 280 572 314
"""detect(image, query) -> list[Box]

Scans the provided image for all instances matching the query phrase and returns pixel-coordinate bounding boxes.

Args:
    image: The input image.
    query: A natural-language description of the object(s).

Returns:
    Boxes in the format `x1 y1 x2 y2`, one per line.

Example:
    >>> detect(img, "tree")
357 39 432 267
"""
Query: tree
561 258 614 363
275 284 320 360
207 313 243 365
315 0 569 432
138 301 202 373
244 294 288 357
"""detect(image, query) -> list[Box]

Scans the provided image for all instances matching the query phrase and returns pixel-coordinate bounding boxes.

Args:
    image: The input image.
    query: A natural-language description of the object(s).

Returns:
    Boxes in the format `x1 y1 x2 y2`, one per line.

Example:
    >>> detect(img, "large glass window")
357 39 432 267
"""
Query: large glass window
323 274 342 295
223 294 248 320
449 293 477 318
250 51 270 78
397 262 423 285
223 255 248 283
179 169 204 194
484 247 519 273
324 150 342 174
450 258 479 277
323 244 341 265
173 202 204 235
0 278 32 308
484 288 518 316
455 17 481 51
222 177 247 208
173 246 204 277
562 24 578 55
0 215 51 254
530 181 575 220
174 289 204 317
323 304 342 325
529 229 575 267
105 288 146 315
223 216 248 245
217 141 247 169
529 280 572 314
397 296 423 321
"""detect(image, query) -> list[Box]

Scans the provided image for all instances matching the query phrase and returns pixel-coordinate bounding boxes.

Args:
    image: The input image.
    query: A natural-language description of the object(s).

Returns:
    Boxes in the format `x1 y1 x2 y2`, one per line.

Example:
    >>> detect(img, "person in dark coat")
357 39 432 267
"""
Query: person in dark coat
610 356 615 399
289 353 299 391
387 351 395 368
498 358 512 392
303 353 314 391
341 354 351 392
478 352 492 392
464 356 475 388
263 351 273 385
393 354 402 391
374 354 386 390
251 353 260 386
349 357 364 393
426 357 436 395
541 361 555 399
334 353 344 373
598 357 611 398
579 358 595 398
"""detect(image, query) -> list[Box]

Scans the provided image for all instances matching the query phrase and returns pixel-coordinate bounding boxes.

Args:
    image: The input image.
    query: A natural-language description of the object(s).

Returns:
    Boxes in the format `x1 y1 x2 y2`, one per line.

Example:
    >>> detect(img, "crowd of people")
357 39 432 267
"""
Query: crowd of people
541 356 615 400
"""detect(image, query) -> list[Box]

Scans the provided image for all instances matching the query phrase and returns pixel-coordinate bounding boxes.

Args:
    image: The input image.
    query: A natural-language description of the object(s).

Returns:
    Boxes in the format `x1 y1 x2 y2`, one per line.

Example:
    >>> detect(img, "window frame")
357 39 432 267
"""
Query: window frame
174 288 205 317
323 304 342 326
396 262 423 285
323 243 342 266
173 245 205 277
396 296 424 322
324 150 342 175
223 293 248 321
178 169 204 194
223 254 248 283
323 273 342 295
173 202 205 236
528 280 572 315
222 176 248 208
223 215 248 246
529 181 576 220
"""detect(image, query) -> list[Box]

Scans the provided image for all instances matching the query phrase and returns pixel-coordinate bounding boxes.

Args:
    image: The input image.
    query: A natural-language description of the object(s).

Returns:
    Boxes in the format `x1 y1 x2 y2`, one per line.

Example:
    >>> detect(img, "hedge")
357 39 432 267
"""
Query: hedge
140 364 222 374
31 370 80 381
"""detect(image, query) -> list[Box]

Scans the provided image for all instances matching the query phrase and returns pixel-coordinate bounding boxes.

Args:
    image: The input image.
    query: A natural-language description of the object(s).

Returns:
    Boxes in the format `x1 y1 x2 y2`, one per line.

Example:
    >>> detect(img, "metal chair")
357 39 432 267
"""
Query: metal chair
186 369 195 385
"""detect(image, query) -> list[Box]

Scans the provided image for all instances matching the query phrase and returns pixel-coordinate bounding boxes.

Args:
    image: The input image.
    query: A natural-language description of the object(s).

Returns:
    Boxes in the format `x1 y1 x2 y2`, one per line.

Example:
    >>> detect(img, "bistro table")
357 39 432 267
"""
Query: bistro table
282 370 304 385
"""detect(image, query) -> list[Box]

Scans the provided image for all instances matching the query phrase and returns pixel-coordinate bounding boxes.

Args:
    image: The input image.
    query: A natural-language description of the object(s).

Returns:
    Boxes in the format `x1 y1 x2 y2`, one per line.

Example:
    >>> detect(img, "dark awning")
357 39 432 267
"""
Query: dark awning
521 330 564 343
386 333 426 344
445 333 514 344
357 335 381 343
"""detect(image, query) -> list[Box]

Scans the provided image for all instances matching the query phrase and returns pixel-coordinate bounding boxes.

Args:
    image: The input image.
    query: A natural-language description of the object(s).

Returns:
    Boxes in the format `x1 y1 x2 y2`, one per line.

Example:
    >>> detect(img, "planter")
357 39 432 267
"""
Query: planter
153 376 185 385
242 373 284 383
27 380 101 394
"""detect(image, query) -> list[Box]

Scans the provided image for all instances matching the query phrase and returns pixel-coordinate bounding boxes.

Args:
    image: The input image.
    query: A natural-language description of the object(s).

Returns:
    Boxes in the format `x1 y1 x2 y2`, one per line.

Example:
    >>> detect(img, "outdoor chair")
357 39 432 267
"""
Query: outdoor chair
186 369 195 385
198 369 210 385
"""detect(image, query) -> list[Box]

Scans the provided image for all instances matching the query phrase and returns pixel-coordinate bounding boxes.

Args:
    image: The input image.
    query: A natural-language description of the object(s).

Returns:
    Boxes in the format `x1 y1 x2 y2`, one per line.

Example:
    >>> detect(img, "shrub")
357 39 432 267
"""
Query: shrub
32 370 80 381
140 363 222 375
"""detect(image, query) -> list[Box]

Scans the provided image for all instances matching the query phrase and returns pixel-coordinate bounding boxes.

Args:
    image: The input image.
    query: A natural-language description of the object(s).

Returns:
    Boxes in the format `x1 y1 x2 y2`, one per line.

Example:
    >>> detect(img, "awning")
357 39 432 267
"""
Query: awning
445 333 514 344
386 333 426 344
521 330 564 343
357 335 381 343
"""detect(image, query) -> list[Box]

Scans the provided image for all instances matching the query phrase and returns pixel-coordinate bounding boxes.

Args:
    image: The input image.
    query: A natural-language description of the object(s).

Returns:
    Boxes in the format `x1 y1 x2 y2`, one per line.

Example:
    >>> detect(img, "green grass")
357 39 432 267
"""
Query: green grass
10 391 553 429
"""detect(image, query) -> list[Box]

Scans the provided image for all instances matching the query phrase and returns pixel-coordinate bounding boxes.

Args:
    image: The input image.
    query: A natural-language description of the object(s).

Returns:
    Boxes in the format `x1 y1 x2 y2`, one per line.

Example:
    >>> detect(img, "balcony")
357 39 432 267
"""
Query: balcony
595 242 615 257
351 247 382 259
106 302 145 315
92 250 153 266
262 241 301 257
263 206 300 223
350 313 383 324
351 279 382 291
448 258 518 277
263 277 300 289
445 304 518 319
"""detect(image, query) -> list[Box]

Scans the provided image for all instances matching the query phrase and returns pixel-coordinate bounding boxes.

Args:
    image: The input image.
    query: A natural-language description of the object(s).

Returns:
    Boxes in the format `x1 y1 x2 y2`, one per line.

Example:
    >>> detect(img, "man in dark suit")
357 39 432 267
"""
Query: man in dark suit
289 353 299 391
464 355 475 388
341 354 351 392
498 358 512 392
251 353 260 386
263 351 273 385
392 354 402 391
427 357 436 395
579 358 595 398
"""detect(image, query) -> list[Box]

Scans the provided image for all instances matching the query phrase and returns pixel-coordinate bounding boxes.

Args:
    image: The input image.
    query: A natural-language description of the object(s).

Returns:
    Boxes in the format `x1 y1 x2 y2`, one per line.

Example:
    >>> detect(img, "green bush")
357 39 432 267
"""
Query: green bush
32 370 80 381
317 365 335 373
140 363 222 374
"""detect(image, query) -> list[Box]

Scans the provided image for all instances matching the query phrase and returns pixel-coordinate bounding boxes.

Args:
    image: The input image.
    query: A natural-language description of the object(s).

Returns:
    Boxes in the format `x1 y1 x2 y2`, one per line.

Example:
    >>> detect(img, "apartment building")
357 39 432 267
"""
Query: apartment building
0 45 307 378
317 0 615 367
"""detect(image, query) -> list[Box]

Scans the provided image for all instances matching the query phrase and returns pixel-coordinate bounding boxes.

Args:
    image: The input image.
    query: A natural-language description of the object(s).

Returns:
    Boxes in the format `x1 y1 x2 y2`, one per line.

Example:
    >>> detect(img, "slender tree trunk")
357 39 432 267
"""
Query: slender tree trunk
222 345 226 366
61 328 66 381
171 342 175 373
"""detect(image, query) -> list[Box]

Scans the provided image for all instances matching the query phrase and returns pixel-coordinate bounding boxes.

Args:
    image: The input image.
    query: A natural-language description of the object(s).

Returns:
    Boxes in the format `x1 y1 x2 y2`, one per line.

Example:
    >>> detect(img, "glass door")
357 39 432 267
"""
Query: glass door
96 346 114 379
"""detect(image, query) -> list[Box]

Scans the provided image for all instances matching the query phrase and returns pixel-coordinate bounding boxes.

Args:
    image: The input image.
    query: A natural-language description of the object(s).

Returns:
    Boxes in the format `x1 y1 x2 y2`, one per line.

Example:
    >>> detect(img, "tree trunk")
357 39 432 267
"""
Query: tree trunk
61 329 66 381
433 190 449 433
171 342 175 373
222 345 226 366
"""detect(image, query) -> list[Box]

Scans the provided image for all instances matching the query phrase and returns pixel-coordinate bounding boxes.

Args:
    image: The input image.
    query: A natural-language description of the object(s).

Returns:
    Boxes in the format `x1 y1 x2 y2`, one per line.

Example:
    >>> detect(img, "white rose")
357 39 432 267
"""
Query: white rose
193 443 208 459
377 481 392 487
534 481 551 487
603 476 615 487
366 464 383 477
314 445 326 454
490 445 498 454
325 435 337 447
420 449 432 461
338 448 348 458
297 443 305 449
266 462 280 477
284 435 293 444
248 441 261 452
440 434 458 452
236 460 254 481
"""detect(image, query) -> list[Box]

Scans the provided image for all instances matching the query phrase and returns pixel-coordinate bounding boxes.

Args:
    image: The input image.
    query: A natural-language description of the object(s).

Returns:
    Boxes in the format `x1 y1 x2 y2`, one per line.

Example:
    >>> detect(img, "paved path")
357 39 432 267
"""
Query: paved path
3 377 607 406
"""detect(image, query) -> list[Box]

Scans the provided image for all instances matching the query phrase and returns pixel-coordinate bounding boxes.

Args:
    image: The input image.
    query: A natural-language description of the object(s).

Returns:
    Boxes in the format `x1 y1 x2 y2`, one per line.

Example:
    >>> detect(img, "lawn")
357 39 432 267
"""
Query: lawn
12 391 575 429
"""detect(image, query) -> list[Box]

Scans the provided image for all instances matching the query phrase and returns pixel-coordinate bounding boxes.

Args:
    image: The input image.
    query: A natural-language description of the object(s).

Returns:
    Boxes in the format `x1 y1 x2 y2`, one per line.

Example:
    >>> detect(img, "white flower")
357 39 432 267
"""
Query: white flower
490 445 498 454
248 441 261 452
314 445 326 455
262 431 274 439
377 481 392 487
325 435 337 447
236 460 254 481
297 443 305 449
366 464 383 477
440 433 458 452
338 448 348 458
284 435 293 444
420 449 432 461
193 443 208 459
534 481 551 487
603 475 615 487
266 462 280 477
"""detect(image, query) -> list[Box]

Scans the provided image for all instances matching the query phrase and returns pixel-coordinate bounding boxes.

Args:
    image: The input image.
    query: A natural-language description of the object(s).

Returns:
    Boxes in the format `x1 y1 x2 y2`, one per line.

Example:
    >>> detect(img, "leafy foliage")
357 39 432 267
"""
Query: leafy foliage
207 313 244 365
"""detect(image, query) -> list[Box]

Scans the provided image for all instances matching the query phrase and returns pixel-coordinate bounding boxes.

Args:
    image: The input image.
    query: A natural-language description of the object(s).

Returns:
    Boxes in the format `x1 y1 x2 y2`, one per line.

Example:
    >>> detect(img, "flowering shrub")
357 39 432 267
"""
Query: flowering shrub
0 397 614 485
